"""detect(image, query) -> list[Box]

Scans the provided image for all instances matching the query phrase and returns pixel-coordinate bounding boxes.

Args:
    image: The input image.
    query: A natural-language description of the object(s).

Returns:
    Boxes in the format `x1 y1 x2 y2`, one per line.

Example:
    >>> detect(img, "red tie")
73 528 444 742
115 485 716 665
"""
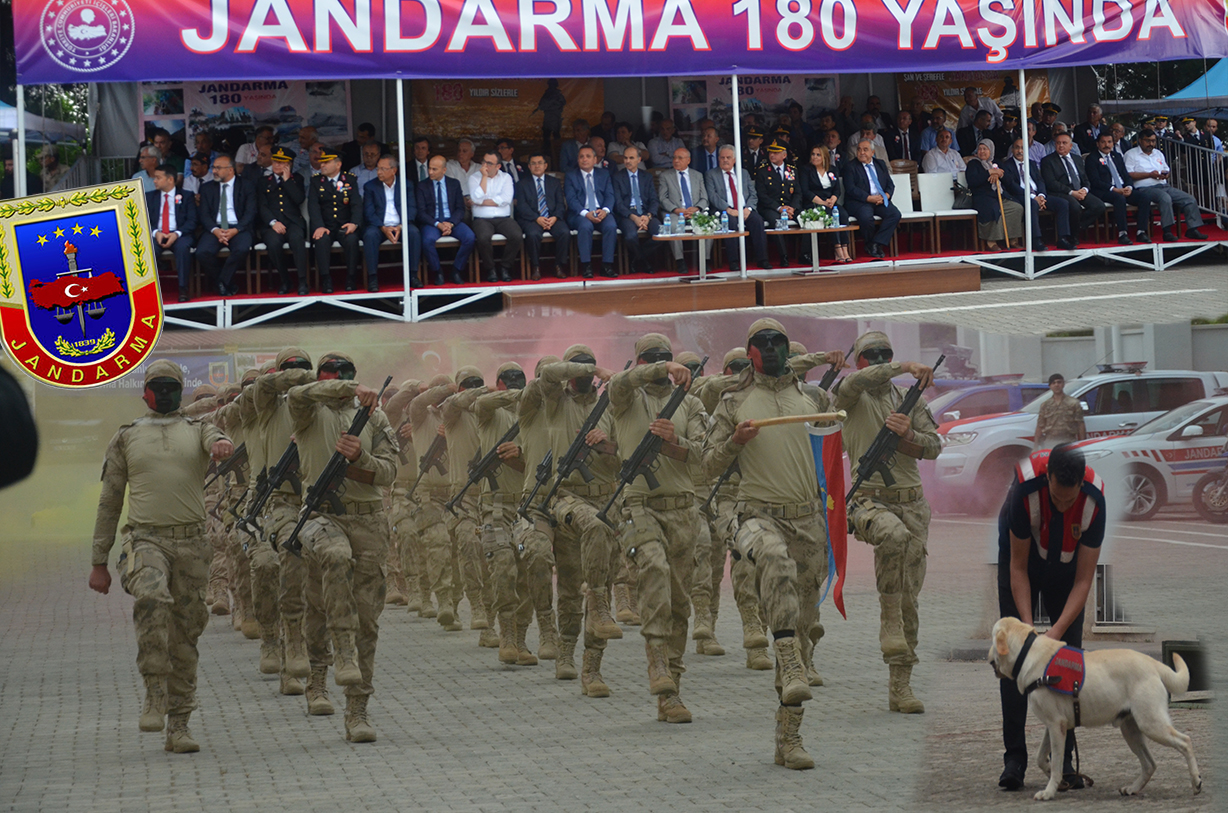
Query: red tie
728 172 738 208
161 193 170 233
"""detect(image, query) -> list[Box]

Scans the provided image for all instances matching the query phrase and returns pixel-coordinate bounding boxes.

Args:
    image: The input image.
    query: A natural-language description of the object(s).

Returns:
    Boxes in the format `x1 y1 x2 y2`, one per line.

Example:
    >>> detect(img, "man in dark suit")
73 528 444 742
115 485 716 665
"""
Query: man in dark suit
993 109 1023 162
1084 132 1136 245
256 147 310 295
565 145 618 278
957 110 994 157
416 155 475 285
1001 138 1069 252
363 155 421 290
882 111 917 163
756 141 801 266
196 154 255 296
496 138 527 184
706 145 769 271
1040 132 1105 249
1073 105 1105 155
308 150 363 293
842 139 901 259
514 154 570 280
147 163 197 301
338 122 387 175
611 145 661 274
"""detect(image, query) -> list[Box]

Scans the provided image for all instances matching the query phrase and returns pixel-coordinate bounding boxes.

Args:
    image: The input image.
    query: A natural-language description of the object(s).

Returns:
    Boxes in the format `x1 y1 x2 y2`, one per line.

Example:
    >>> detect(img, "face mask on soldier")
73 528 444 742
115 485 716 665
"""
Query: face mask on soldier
317 359 357 380
857 347 894 368
569 353 597 393
748 330 789 377
497 369 526 390
143 378 182 414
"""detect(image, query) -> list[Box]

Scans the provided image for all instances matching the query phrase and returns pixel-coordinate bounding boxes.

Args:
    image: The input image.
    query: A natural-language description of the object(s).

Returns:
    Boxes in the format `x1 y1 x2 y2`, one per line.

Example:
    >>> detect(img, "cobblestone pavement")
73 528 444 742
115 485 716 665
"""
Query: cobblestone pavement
1 506 1221 812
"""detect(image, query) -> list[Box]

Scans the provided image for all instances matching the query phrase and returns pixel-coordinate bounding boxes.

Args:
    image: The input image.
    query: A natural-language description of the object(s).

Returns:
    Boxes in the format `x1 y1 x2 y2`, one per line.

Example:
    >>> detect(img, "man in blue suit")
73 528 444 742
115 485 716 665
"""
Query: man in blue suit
1084 132 1137 245
196 154 255 296
147 163 197 302
363 155 421 289
416 155 474 286
611 145 662 274
565 146 618 278
842 140 900 259
513 153 570 280
1001 137 1069 252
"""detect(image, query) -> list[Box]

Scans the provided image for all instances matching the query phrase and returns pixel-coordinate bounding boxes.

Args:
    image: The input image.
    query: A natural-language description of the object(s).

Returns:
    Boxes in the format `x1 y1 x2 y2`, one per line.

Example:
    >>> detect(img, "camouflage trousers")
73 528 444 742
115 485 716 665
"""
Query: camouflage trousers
620 495 697 677
553 491 616 651
849 495 929 667
712 493 769 642
416 490 455 612
224 485 253 623
481 494 533 627
447 492 490 619
299 505 388 697
117 524 210 716
388 487 422 601
204 490 228 604
264 496 321 664
245 511 281 638
691 501 725 625
513 508 557 630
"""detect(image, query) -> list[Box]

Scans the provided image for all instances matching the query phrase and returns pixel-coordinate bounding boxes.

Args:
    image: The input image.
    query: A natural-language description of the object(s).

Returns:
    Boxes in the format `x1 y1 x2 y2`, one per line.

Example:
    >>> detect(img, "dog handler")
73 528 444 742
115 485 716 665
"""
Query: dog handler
995 443 1105 791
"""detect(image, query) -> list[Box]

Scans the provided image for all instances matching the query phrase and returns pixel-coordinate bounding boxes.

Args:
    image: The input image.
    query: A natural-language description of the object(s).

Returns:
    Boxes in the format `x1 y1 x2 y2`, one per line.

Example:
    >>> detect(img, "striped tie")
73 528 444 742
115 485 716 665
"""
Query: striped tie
537 178 548 216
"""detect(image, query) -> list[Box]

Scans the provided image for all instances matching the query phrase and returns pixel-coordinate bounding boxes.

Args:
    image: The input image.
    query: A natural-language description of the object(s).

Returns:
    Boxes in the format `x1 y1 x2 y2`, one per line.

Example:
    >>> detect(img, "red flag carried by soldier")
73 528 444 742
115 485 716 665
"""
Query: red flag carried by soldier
28 271 126 311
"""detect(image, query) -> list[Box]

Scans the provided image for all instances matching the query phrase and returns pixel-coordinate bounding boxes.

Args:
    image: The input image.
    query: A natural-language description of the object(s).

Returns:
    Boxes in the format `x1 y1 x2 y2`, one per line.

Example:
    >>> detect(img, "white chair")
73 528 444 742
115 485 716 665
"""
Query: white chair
890 173 935 254
917 172 976 253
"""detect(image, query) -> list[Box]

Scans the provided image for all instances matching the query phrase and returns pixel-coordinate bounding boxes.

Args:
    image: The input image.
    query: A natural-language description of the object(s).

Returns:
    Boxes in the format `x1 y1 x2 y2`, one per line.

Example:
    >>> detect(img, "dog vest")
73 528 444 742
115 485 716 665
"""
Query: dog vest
1016 452 1103 564
1016 631 1087 726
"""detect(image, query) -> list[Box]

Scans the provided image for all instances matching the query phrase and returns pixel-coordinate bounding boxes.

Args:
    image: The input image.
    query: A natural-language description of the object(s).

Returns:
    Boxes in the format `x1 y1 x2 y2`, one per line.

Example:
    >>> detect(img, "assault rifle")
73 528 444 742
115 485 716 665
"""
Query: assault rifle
204 442 247 490
817 344 855 391
699 460 738 518
517 450 553 521
845 354 944 505
597 356 706 528
282 377 393 555
236 440 301 542
405 432 448 501
445 423 521 515
535 360 632 518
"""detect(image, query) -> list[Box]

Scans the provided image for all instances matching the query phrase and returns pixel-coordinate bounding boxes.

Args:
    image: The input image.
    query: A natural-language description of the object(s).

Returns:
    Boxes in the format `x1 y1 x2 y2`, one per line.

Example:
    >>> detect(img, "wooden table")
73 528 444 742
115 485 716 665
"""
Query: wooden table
764 224 860 274
652 230 748 282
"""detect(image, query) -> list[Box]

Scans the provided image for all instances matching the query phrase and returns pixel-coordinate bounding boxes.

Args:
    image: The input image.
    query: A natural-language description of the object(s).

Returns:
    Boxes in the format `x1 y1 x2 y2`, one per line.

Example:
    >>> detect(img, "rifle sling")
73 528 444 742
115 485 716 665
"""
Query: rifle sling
895 437 924 460
345 465 376 485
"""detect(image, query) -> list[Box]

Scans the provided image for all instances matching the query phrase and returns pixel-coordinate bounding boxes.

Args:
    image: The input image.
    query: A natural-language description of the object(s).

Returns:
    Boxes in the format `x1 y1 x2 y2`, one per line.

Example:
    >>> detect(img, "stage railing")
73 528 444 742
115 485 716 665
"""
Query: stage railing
1161 138 1227 224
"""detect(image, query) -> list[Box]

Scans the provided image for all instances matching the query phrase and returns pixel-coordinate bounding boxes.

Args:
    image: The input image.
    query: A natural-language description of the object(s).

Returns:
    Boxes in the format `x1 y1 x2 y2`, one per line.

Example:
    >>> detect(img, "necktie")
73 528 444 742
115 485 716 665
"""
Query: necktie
536 178 548 216
866 164 883 197
630 173 640 212
679 171 692 208
219 183 229 229
778 166 785 182
504 161 515 181
727 171 738 208
161 193 170 233
708 153 716 171
1064 155 1079 188
585 173 596 210
902 132 910 160
435 180 444 221
1019 161 1031 194
1105 154 1123 188
419 163 427 181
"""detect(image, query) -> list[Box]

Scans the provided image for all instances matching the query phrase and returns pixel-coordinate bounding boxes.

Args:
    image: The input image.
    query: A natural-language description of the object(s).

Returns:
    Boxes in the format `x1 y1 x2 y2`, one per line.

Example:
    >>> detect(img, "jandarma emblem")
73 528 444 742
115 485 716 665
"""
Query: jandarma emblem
0 181 163 388
40 0 135 73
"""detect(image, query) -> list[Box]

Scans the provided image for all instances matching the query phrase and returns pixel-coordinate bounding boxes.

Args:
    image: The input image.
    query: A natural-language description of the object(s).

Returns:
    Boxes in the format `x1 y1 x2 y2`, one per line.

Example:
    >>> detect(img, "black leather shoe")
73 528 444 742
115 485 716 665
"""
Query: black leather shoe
178 293 190 303
1116 233 1132 246
409 275 422 289
676 259 690 275
367 281 379 292
483 271 498 283
1135 231 1151 244
758 259 774 270
498 267 513 282
1060 763 1087 791
1163 230 1178 243
601 263 617 278
321 279 334 294
581 266 594 279
298 282 310 295
432 271 445 286
1186 228 1207 240
866 243 884 259
216 282 228 297
1032 242 1049 252
1057 236 1077 250
450 270 465 285
998 761 1025 791
278 281 291 295
345 277 357 292
728 262 741 274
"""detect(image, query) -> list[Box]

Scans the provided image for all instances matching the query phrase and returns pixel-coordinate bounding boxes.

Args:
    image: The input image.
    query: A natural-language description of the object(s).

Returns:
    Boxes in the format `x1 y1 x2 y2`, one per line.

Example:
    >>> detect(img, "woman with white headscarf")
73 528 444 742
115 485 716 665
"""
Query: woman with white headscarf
965 139 1024 251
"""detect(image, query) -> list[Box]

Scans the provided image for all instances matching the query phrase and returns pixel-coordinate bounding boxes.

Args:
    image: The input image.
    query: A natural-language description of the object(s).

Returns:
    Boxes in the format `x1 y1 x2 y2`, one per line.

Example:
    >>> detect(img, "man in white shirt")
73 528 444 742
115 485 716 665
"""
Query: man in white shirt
1125 129 1208 241
957 87 1003 130
235 125 274 168
350 142 381 197
846 119 887 164
921 129 967 179
1027 122 1048 165
470 151 524 282
445 139 478 208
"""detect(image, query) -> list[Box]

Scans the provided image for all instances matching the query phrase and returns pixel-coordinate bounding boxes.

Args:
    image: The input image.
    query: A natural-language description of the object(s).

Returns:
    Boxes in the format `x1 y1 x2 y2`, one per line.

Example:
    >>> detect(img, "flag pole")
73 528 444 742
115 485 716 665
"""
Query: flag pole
731 73 746 279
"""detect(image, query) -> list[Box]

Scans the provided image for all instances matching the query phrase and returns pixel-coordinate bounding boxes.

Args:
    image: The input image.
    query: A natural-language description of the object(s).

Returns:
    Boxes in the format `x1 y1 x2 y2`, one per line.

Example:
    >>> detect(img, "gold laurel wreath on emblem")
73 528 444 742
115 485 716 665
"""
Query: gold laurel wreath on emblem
0 186 133 220
0 225 12 300
54 328 116 358
123 199 149 277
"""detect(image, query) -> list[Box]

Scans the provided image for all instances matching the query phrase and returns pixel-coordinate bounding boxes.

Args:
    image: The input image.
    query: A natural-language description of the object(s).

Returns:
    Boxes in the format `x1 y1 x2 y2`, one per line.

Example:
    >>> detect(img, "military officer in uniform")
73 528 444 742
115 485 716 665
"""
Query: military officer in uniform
308 150 362 293
258 147 311 295
756 142 802 265
833 331 938 715
89 360 233 753
1034 373 1086 450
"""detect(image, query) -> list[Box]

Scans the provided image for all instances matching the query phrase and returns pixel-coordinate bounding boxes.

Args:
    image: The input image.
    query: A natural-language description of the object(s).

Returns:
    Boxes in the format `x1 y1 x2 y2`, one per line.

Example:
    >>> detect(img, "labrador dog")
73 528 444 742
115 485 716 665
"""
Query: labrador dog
989 616 1202 801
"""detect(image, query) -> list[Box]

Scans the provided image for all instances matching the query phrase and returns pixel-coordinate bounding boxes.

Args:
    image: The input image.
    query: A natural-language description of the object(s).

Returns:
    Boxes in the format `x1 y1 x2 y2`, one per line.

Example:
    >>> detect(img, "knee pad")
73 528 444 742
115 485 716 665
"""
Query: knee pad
731 517 772 564
849 500 909 548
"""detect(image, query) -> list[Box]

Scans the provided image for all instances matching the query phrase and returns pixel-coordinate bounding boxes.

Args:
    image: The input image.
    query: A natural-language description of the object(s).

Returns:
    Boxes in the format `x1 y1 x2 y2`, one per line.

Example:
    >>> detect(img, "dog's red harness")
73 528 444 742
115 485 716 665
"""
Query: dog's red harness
1018 633 1086 727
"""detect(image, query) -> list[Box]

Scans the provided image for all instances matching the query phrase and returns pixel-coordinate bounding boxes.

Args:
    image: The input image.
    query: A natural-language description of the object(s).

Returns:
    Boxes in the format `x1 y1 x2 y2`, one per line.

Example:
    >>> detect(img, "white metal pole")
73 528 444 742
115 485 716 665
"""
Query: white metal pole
1019 67 1033 279
731 73 746 278
396 78 412 321
15 86 27 198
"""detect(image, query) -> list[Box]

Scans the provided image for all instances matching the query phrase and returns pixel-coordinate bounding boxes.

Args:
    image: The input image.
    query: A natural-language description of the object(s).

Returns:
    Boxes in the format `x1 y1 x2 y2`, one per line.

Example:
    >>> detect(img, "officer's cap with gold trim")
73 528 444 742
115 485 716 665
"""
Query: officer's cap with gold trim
271 147 296 163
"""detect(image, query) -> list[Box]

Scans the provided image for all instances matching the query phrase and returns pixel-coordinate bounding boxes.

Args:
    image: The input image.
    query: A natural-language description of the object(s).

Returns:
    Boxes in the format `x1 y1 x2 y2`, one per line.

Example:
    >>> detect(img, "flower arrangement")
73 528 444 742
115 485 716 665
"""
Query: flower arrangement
798 208 831 228
691 212 721 235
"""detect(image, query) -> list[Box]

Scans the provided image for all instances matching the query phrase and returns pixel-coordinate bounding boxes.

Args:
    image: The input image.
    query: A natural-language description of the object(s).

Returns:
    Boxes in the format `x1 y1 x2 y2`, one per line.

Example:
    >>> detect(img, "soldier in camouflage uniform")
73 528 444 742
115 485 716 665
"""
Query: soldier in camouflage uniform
383 379 428 615
1034 373 1086 450
378 383 409 606
89 359 232 753
704 318 843 770
409 374 461 628
287 352 398 742
609 334 706 722
215 371 261 639
833 330 938 715
184 385 227 614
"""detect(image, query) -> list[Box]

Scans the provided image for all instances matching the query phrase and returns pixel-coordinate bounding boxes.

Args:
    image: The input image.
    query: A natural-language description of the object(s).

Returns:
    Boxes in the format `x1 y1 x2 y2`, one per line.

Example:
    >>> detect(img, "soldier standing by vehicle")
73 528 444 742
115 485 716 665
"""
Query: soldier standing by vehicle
1034 373 1086 451
89 360 232 753
833 331 938 715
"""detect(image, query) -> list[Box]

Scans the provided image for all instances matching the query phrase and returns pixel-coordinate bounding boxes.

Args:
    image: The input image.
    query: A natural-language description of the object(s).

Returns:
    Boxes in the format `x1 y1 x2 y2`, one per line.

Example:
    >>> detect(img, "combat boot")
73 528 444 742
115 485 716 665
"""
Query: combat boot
344 695 377 743
404 581 422 613
774 706 814 770
241 616 261 640
580 648 610 697
613 583 635 624
696 635 725 656
231 605 244 632
773 637 812 706
306 666 335 715
585 589 622 640
742 618 770 650
211 595 230 616
479 627 500 648
386 586 406 605
626 584 642 625
889 665 925 714
333 633 363 686
657 674 691 723
537 612 559 660
804 643 823 686
419 595 437 618
470 602 490 630
259 629 281 675
279 674 305 696
691 597 713 640
164 711 200 754
746 647 773 670
645 639 677 696
555 636 578 680
497 612 518 665
878 593 910 659
515 620 538 666
283 618 311 678
139 675 167 732
436 605 461 631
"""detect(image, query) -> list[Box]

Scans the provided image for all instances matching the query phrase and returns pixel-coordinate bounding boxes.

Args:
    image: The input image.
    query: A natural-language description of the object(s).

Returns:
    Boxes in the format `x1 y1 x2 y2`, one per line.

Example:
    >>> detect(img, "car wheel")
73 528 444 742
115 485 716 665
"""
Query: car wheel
1192 470 1228 524
1122 467 1164 521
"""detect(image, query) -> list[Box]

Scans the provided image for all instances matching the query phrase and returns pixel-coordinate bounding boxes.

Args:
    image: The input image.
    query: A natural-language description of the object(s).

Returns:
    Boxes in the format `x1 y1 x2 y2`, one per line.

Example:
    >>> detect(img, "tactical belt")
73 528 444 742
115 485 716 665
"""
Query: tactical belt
563 481 615 499
316 500 382 516
129 522 206 539
737 500 818 519
426 487 452 500
858 485 922 504
483 492 519 507
625 493 693 511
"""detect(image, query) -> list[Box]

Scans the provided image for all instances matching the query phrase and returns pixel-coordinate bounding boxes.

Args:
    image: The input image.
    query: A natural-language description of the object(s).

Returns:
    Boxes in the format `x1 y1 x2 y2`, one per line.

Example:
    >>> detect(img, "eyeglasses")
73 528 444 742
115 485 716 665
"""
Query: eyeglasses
459 376 485 390
280 359 313 371
497 370 527 389
860 348 894 365
145 379 181 395
748 330 788 351
318 360 356 377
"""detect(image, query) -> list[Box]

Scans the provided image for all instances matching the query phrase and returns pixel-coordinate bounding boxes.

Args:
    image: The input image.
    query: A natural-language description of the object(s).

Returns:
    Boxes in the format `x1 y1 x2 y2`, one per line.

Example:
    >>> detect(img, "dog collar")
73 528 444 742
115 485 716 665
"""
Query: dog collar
1011 631 1037 681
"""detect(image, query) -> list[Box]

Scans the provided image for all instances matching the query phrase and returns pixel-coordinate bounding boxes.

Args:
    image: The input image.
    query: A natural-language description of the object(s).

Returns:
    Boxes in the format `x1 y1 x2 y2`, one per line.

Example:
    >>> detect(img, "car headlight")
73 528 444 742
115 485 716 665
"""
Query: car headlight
1081 449 1114 461
942 431 978 447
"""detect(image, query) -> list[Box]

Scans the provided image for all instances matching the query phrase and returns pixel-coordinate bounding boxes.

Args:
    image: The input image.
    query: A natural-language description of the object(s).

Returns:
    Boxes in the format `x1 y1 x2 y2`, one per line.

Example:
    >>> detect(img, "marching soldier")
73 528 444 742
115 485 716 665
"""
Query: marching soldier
383 380 428 614
212 379 258 638
185 386 229 615
833 331 938 715
377 383 410 606
287 352 397 742
308 150 362 293
409 374 461 628
89 359 232 753
259 147 311 295
609 335 706 723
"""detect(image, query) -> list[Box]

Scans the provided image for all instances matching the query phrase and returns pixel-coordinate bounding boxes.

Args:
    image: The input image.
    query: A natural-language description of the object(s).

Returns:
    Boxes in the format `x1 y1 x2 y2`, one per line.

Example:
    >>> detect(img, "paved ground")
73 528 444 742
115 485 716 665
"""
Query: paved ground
1 506 1221 812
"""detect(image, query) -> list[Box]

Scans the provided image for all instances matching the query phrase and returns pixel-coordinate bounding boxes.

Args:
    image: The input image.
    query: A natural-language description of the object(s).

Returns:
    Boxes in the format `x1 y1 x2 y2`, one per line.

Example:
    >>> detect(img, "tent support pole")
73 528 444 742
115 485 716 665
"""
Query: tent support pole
731 73 746 279
15 86 27 198
1019 66 1033 280
396 78 412 321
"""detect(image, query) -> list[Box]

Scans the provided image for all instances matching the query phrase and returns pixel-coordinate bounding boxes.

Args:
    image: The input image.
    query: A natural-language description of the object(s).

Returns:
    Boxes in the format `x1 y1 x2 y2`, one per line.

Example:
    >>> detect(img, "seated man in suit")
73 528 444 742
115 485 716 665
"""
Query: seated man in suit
755 141 801 265
513 153 570 280
705 145 769 272
1085 132 1137 246
469 151 523 283
496 139 526 185
147 163 197 302
611 145 662 274
882 111 917 163
257 146 311 295
565 145 618 278
308 149 363 293
416 155 475 285
363 154 421 290
657 146 710 274
842 139 902 259
196 154 255 297
559 119 591 174
1040 132 1105 249
1001 138 1070 252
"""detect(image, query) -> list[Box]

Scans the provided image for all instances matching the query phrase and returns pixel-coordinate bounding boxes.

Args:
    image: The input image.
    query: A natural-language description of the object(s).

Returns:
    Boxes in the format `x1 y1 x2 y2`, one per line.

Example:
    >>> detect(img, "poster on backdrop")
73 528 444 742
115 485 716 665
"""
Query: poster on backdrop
410 78 603 144
896 72 1051 123
670 75 839 138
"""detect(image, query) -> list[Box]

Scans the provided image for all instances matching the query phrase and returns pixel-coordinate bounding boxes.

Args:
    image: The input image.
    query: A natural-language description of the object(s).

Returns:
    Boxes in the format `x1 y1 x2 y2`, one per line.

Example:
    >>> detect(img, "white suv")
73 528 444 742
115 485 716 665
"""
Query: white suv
930 367 1228 513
